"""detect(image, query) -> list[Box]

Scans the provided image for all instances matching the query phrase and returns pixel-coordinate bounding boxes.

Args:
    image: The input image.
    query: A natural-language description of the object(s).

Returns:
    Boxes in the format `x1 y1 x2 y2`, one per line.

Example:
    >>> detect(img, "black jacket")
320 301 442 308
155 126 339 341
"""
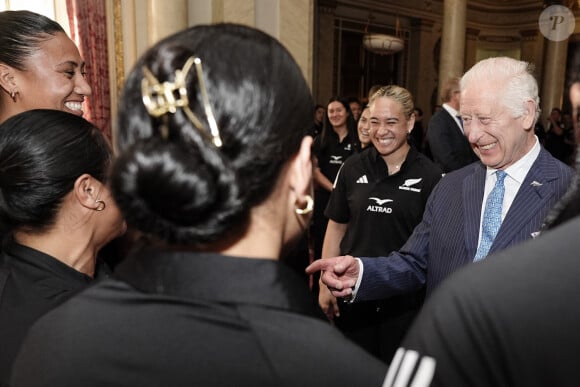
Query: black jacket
426 108 478 173
11 247 387 387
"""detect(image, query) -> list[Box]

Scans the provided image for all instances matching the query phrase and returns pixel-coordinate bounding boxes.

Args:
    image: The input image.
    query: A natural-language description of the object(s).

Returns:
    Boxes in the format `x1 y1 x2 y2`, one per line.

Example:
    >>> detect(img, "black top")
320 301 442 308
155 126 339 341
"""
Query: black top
325 146 442 257
409 121 424 153
306 121 322 138
324 146 442 362
386 216 580 387
544 128 574 165
11 247 388 387
312 129 359 187
0 241 92 385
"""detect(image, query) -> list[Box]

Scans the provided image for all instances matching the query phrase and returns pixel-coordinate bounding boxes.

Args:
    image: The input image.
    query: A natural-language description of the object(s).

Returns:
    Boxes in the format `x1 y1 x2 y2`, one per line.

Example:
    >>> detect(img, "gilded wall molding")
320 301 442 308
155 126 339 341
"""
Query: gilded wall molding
113 0 124 95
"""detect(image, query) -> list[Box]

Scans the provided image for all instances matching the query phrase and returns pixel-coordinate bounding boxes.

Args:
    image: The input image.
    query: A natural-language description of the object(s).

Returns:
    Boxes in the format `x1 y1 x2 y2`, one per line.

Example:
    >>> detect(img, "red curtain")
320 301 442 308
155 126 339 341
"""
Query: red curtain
66 0 111 139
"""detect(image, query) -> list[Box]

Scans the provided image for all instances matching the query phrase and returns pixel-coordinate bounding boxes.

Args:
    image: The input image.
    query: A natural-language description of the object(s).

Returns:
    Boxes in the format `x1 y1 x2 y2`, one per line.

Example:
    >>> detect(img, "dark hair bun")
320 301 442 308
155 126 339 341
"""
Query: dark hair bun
113 24 313 244
111 138 245 244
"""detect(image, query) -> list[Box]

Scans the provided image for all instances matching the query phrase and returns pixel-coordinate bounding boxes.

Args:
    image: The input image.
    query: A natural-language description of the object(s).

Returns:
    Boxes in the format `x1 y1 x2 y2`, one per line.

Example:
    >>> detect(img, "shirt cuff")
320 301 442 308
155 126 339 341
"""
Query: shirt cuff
345 258 363 303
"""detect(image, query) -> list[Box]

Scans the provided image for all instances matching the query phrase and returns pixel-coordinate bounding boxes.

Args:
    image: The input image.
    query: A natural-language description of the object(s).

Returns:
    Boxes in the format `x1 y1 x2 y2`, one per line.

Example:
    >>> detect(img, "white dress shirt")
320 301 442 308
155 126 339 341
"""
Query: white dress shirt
477 136 541 246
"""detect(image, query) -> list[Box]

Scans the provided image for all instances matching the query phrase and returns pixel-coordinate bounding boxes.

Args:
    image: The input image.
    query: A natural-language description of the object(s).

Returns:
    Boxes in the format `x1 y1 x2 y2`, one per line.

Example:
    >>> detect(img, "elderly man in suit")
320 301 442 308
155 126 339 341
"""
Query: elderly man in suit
426 77 478 172
385 82 580 387
307 57 573 318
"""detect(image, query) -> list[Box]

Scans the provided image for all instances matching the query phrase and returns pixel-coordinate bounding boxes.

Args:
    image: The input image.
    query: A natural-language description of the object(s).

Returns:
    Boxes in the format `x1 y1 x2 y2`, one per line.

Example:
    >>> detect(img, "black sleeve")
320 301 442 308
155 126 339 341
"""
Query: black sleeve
384 273 506 387
324 163 349 223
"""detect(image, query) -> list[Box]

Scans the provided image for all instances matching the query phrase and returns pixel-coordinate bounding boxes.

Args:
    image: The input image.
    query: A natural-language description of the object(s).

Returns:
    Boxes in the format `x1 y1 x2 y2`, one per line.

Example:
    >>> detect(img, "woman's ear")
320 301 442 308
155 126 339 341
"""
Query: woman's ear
73 173 102 210
407 114 416 134
289 136 313 197
0 63 17 95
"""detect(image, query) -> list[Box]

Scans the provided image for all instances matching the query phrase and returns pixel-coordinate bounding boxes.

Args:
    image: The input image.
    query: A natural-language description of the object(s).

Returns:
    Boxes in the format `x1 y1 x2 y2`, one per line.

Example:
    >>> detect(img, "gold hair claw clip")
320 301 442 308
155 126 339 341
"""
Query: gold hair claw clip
141 56 223 147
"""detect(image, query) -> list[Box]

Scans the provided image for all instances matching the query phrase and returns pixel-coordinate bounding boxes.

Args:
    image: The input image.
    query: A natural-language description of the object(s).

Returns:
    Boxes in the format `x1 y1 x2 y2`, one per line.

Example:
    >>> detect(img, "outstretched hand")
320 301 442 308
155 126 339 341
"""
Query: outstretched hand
306 255 360 298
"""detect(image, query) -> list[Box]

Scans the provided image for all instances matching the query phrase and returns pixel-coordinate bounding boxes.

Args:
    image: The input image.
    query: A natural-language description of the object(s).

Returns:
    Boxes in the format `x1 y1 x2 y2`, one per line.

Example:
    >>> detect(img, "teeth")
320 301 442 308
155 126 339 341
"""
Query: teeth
480 142 496 150
65 102 83 111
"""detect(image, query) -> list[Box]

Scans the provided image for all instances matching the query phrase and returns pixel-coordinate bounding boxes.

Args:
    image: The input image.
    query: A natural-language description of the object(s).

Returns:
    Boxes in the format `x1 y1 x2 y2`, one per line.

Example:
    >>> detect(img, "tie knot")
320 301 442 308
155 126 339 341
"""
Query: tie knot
496 170 507 183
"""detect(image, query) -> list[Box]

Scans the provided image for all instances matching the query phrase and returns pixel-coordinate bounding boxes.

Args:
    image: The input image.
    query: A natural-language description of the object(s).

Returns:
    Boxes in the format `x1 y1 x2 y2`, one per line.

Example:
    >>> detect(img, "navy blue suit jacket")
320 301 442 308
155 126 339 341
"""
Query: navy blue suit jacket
426 108 478 173
357 147 573 300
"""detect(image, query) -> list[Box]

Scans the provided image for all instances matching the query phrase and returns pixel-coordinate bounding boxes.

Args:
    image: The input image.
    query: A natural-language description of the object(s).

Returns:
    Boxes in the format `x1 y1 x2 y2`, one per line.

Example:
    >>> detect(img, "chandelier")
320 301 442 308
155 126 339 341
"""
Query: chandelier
363 14 404 55
363 34 404 55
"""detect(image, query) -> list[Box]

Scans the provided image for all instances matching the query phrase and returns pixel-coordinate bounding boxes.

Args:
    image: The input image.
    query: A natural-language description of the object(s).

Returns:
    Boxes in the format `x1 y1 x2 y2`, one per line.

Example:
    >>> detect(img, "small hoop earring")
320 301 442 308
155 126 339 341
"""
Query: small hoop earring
95 200 106 211
295 195 314 215
10 91 16 101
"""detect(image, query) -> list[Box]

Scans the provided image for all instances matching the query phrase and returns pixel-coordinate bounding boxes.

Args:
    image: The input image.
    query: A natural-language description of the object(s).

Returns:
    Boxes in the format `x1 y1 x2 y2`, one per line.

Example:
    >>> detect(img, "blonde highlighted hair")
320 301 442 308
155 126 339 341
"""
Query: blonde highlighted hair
369 85 415 120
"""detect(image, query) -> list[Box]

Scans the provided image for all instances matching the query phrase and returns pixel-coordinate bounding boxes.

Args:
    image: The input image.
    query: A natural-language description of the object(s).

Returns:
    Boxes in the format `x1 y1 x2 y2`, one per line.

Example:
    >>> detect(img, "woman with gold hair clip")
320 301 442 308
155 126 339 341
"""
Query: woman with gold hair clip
11 24 387 386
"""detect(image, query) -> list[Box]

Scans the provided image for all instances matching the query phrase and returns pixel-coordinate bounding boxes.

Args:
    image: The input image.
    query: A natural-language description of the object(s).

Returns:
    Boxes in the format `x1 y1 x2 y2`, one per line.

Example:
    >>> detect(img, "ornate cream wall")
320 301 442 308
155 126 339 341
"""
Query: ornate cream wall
106 0 313 131
108 0 313 94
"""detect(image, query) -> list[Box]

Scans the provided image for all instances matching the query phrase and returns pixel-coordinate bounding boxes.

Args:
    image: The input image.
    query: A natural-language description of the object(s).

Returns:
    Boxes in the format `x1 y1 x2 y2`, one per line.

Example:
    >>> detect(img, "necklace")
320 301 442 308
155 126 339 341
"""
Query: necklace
387 164 402 176
388 160 405 174
385 149 408 175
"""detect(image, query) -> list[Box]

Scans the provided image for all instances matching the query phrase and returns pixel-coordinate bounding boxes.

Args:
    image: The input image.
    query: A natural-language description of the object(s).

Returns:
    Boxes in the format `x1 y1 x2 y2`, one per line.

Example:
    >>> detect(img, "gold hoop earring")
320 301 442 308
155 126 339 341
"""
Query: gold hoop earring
295 195 314 215
95 200 106 211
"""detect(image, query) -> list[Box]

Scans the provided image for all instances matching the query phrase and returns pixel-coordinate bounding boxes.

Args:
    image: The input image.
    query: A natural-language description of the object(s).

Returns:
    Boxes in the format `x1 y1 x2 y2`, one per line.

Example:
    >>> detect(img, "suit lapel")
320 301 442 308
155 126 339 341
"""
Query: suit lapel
491 149 557 252
443 109 463 134
463 163 486 260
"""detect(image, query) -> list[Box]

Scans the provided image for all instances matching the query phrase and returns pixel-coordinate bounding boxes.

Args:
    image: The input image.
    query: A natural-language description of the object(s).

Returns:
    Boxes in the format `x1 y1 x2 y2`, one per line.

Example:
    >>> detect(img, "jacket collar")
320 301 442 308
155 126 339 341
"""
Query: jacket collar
114 244 325 320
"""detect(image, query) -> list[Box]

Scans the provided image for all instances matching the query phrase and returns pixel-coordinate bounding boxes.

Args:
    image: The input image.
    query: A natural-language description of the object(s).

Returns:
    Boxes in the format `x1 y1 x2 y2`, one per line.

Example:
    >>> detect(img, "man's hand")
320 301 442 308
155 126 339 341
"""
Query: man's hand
306 255 360 298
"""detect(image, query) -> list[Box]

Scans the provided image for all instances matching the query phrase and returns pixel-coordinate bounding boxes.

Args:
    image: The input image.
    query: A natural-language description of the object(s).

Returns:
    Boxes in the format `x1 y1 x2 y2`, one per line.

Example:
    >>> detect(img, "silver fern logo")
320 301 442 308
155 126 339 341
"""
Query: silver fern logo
399 178 423 192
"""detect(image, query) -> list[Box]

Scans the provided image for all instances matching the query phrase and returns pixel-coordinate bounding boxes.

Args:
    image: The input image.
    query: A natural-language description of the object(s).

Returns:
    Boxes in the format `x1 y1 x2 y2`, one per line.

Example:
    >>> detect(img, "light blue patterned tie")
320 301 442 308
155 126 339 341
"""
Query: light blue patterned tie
474 170 507 261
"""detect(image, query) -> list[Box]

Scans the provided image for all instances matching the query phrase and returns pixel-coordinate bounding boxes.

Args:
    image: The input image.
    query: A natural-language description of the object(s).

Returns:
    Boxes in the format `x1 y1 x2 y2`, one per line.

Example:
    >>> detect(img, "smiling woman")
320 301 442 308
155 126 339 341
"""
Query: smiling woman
318 85 443 363
310 96 359 276
0 10 91 124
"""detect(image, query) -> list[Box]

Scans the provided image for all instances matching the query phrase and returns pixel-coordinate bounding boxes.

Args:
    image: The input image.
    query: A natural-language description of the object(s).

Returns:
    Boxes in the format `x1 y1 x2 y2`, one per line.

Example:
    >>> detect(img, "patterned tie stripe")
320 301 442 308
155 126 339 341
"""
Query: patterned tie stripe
474 170 507 261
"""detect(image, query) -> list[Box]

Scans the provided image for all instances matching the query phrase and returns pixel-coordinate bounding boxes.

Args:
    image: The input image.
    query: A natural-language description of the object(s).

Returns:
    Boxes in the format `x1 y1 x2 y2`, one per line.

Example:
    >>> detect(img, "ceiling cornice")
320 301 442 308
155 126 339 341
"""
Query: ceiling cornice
465 0 544 13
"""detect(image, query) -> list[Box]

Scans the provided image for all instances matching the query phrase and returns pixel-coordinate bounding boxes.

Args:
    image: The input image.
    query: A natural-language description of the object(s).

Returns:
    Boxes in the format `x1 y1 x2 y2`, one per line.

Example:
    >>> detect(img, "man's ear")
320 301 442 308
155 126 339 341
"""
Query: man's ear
73 173 102 210
522 100 537 130
288 136 313 197
0 63 17 95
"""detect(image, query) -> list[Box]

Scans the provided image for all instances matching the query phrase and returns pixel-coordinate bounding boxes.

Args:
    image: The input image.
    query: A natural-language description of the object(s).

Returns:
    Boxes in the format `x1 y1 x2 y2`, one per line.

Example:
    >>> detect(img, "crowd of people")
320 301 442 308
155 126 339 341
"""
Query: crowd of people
1 8 580 387
1 11 387 387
